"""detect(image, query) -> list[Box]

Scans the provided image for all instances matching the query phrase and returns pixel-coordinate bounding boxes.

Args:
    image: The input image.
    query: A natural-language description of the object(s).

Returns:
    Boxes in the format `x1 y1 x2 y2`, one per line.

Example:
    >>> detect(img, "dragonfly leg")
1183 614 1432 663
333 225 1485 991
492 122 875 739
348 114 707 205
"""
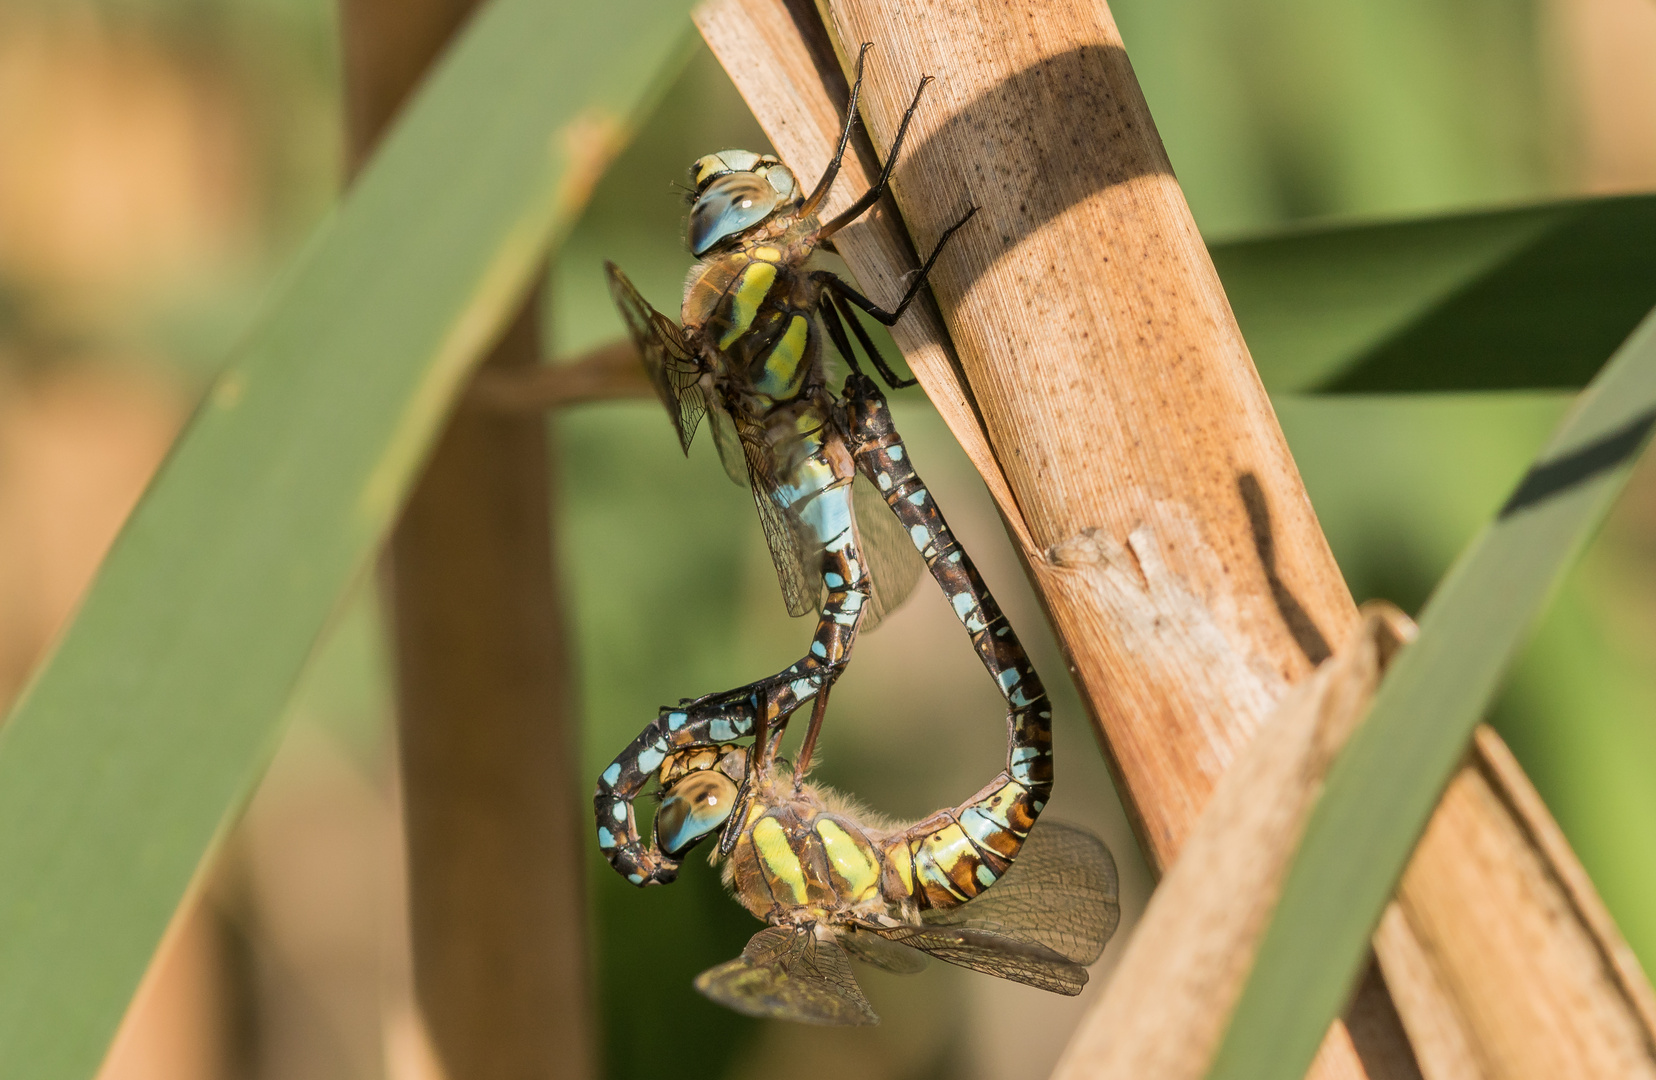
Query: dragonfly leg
792 683 833 791
799 42 874 219
822 289 917 389
818 71 935 238
818 289 866 379
834 292 917 390
841 373 1053 910
814 205 979 330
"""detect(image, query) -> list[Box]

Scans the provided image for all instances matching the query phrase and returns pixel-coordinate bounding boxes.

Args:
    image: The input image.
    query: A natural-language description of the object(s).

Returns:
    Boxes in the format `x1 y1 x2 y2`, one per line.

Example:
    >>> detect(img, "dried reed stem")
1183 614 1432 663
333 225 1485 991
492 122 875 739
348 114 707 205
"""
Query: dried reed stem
695 1 1656 1077
467 340 651 412
1050 603 1415 1080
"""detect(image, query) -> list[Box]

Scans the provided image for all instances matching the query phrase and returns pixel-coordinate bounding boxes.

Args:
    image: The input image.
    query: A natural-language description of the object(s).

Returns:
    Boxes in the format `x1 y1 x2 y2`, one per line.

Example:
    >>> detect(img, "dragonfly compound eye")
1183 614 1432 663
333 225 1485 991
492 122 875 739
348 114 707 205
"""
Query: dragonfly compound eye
757 164 797 203
691 149 763 189
654 770 740 857
688 173 780 256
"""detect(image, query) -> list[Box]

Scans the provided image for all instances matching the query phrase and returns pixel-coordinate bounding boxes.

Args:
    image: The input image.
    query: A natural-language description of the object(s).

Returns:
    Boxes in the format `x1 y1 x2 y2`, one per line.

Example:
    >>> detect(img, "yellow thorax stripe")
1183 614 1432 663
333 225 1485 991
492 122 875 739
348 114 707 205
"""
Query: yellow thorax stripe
814 819 880 902
717 261 778 350
885 841 914 897
755 315 810 398
752 817 808 905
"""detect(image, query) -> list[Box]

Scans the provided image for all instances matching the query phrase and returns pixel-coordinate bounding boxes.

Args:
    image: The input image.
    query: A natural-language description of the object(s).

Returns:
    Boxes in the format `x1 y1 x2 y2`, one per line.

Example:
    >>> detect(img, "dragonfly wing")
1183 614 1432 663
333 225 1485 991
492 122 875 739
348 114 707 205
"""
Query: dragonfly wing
864 923 1090 995
852 472 925 633
739 420 823 619
707 397 751 488
605 261 706 453
694 925 879 1025
838 924 930 974
922 820 1121 966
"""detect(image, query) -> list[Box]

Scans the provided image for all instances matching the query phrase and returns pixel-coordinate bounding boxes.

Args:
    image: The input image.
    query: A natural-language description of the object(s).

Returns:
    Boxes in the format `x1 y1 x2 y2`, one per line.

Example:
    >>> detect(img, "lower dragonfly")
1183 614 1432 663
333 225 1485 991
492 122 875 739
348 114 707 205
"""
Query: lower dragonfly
592 46 1119 1022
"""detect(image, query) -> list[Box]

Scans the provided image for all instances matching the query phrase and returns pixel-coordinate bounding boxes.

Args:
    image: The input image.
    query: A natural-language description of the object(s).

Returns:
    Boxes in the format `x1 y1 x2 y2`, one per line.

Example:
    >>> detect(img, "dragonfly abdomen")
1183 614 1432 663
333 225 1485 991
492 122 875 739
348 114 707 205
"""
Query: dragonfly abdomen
842 374 1056 911
874 771 1044 911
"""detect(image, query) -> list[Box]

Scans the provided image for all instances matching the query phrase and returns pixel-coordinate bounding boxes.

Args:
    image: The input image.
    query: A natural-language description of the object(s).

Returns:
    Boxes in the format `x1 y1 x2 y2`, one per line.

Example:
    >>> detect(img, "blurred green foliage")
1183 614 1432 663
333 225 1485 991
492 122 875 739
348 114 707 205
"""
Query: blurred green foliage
0 0 698 1075
1218 195 1656 393
6 0 1654 1076
1215 313 1656 1080
1116 0 1553 235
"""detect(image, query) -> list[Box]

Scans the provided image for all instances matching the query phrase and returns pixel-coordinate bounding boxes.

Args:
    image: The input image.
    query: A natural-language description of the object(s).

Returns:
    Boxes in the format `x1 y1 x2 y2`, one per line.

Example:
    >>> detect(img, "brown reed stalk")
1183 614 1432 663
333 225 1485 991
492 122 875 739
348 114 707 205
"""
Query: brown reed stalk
1053 602 1418 1080
468 339 651 412
341 2 594 1077
693 1 1656 1076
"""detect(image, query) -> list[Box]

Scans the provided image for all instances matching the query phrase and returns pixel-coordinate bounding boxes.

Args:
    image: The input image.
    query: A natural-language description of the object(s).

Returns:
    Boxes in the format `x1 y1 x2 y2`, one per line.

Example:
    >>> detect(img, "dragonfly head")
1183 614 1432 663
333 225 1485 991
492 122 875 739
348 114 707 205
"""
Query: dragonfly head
687 149 799 256
652 743 749 858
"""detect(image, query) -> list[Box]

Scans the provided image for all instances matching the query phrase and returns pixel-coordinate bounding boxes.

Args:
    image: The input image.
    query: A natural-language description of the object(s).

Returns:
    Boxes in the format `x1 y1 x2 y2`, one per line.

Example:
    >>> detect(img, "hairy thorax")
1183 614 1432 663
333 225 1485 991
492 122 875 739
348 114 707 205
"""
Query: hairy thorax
721 775 919 928
681 221 826 403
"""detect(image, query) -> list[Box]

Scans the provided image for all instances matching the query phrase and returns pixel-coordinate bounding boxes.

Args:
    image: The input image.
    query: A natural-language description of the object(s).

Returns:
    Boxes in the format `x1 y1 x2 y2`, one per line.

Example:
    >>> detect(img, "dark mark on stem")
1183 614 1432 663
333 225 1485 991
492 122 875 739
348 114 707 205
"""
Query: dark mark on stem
1239 472 1332 665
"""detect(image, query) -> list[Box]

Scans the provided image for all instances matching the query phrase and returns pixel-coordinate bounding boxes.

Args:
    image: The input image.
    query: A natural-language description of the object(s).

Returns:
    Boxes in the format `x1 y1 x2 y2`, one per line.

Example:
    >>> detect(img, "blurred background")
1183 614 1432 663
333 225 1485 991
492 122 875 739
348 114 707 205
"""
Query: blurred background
1 0 1654 1076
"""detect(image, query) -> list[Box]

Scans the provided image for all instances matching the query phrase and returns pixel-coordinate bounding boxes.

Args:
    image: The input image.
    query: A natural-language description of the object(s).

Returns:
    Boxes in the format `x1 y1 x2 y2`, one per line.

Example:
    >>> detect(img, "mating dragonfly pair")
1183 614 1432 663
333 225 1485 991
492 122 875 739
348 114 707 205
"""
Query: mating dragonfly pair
593 46 1119 1025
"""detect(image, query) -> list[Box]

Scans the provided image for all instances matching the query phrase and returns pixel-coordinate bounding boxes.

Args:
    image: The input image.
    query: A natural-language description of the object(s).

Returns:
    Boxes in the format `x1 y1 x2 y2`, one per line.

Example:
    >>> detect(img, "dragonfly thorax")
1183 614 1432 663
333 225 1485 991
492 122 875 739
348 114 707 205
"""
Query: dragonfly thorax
724 776 914 927
682 237 828 409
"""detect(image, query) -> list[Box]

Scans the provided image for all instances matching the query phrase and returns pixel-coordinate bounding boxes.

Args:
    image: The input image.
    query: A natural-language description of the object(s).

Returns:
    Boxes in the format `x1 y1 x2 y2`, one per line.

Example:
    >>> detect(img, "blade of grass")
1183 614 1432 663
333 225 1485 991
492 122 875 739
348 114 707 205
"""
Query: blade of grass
0 0 694 1076
1206 304 1656 1080
1217 194 1656 393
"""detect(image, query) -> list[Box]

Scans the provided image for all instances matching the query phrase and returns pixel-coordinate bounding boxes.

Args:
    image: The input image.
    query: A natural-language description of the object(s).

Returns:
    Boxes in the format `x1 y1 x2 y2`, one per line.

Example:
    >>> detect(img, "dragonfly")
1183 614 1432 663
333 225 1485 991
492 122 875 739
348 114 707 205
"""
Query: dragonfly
591 46 1119 1021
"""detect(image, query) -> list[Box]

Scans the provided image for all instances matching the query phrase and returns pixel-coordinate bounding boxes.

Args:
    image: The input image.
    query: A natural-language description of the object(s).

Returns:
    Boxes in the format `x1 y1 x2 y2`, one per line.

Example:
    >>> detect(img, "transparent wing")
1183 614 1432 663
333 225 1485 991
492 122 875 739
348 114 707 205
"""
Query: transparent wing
923 820 1120 965
838 925 930 975
852 473 925 633
707 397 750 488
862 923 1089 995
739 419 823 619
694 925 878 1026
605 261 706 453
859 821 1119 996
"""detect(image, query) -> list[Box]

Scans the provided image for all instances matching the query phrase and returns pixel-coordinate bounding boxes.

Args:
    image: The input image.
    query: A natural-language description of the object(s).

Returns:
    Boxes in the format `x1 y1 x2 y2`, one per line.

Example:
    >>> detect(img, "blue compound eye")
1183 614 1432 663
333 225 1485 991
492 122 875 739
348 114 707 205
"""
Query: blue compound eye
762 164 797 203
654 771 739 857
688 173 780 256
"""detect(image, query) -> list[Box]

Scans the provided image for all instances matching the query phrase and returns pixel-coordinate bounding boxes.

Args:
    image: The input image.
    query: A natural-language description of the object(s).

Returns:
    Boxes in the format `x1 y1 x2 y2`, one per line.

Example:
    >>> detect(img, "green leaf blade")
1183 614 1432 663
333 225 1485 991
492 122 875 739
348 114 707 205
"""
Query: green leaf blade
1207 308 1656 1080
0 1 694 1076
1218 194 1656 393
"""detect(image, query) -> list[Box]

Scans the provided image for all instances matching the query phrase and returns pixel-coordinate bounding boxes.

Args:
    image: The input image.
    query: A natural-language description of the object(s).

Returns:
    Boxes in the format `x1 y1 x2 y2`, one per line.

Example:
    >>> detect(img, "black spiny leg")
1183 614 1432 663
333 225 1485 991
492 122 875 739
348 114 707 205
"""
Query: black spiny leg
834 293 915 389
818 292 866 378
813 204 979 329
818 72 935 238
821 289 916 390
799 42 874 218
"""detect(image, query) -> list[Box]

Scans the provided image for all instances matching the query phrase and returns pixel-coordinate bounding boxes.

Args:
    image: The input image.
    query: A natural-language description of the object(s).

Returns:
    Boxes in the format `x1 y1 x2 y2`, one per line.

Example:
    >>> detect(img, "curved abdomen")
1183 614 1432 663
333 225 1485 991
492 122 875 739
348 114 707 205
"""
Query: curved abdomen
841 374 1054 912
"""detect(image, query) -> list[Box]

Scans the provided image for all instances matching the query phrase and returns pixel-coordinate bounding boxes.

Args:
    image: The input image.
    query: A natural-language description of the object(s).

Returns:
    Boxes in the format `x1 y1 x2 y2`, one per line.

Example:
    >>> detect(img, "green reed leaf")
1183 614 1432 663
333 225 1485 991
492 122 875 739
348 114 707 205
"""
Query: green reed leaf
1205 305 1656 1080
1216 194 1656 393
0 3 693 1076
